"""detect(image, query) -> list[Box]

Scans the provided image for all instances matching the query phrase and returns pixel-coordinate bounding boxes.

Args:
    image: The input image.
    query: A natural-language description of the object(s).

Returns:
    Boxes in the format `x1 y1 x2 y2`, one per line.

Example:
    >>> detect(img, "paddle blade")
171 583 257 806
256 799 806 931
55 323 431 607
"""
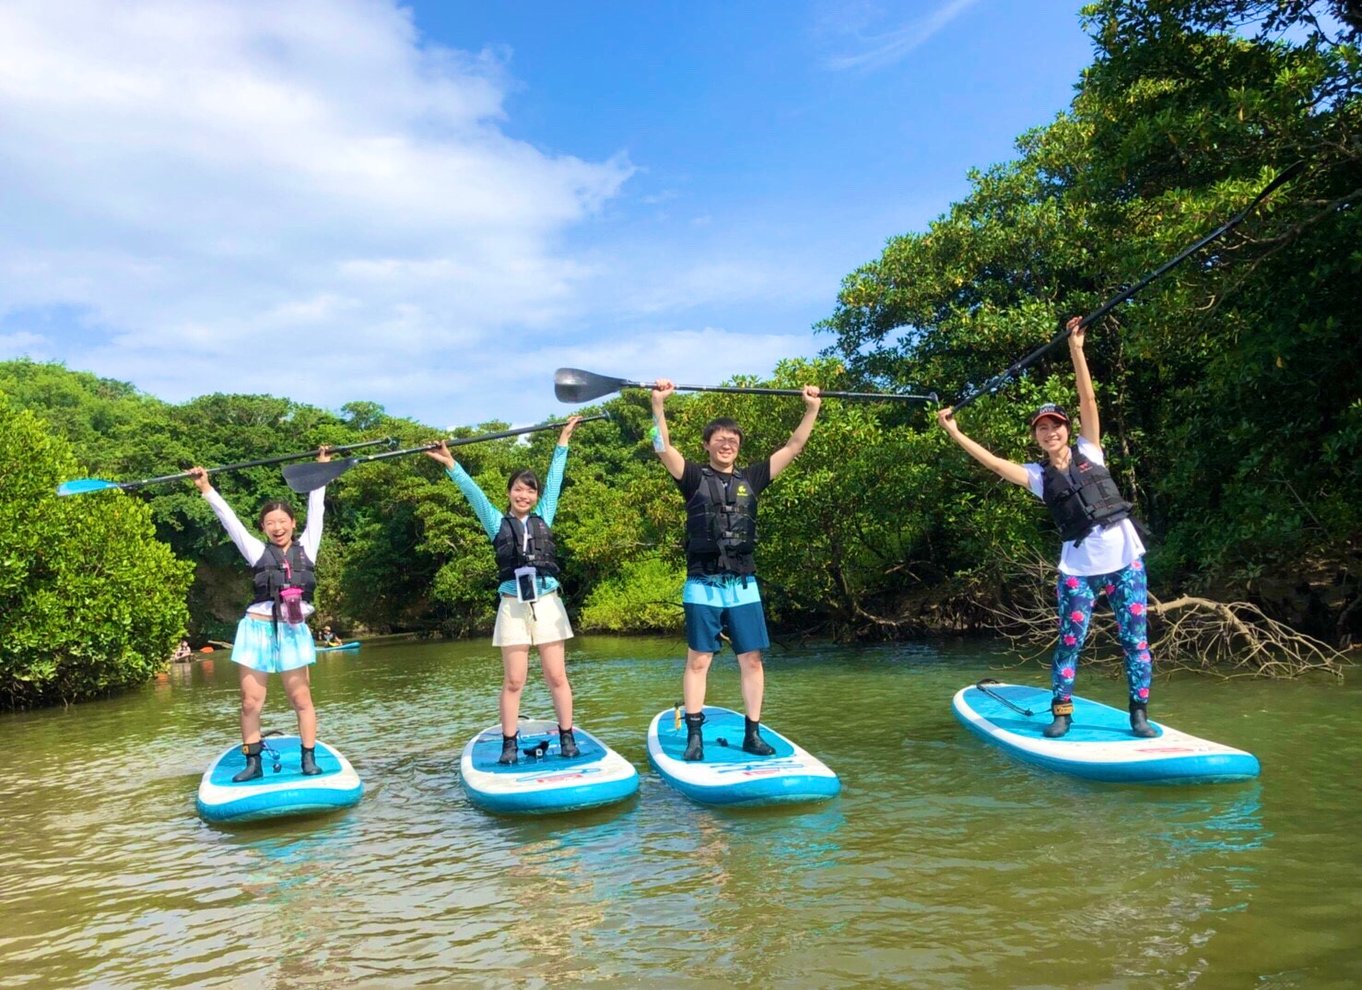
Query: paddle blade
283 458 355 493
554 368 630 403
56 478 122 496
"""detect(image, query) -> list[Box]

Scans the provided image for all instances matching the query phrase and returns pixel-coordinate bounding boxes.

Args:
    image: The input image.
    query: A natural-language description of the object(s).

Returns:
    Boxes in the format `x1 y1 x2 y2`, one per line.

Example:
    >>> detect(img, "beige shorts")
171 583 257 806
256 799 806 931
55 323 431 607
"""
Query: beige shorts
492 590 574 648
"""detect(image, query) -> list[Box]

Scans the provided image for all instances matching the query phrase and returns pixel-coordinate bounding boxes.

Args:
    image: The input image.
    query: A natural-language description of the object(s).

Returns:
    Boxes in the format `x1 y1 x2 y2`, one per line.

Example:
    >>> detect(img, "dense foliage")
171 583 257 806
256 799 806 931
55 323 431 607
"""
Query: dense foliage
820 0 1361 642
0 1 1357 710
0 397 193 707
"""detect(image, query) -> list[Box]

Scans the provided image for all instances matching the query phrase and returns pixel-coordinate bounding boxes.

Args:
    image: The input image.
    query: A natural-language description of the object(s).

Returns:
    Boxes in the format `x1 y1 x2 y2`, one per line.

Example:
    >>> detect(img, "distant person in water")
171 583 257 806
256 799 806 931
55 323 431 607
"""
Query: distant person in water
171 639 193 662
189 447 333 780
937 316 1156 738
318 625 344 647
425 416 584 764
650 379 823 761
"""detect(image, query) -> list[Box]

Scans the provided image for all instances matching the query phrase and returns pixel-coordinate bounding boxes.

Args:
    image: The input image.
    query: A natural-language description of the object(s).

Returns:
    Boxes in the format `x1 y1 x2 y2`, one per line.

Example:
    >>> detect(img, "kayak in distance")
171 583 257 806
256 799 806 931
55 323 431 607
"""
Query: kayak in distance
647 705 841 807
460 718 639 815
952 681 1260 784
196 735 363 823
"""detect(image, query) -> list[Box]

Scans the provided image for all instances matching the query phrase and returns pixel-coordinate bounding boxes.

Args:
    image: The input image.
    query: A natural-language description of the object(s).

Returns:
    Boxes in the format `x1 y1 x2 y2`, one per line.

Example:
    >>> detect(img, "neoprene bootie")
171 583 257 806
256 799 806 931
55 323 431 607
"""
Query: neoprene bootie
499 733 519 765
1043 699 1074 739
683 712 706 762
233 741 264 782
742 717 776 756
1129 703 1156 738
559 727 580 759
300 745 321 775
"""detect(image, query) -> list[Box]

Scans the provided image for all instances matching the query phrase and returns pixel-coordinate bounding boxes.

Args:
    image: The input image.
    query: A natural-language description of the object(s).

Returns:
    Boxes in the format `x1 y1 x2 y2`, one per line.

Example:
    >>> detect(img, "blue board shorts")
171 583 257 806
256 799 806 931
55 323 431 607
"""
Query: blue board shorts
682 575 770 655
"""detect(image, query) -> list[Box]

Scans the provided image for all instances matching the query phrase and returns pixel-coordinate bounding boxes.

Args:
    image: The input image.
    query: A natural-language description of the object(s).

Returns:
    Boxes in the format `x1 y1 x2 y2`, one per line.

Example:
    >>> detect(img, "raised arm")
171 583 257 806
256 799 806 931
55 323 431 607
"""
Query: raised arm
936 408 1032 489
1067 315 1100 446
649 380 686 481
768 385 822 480
424 442 502 539
189 466 265 564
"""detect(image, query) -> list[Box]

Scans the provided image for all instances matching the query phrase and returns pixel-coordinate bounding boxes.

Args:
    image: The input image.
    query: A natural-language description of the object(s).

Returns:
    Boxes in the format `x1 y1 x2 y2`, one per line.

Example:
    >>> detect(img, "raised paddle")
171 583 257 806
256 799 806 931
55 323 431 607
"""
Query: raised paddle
56 438 397 497
951 160 1307 413
554 368 937 404
282 414 611 493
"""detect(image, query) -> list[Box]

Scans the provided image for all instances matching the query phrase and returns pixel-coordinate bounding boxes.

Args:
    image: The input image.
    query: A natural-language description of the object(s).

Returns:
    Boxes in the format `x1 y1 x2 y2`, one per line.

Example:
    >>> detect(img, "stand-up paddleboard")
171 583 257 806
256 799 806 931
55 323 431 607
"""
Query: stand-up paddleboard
952 681 1260 784
196 735 363 823
460 719 639 815
647 706 841 807
316 641 359 653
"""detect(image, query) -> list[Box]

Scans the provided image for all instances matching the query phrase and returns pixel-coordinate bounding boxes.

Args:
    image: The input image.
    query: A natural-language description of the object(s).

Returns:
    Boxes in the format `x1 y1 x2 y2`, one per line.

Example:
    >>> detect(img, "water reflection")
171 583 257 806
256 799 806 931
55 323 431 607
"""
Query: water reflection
0 638 1357 989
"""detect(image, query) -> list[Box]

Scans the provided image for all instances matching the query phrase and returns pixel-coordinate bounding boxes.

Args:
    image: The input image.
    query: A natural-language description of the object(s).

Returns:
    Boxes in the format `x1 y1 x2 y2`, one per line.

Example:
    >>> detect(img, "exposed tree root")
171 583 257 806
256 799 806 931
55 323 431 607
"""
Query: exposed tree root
981 548 1350 679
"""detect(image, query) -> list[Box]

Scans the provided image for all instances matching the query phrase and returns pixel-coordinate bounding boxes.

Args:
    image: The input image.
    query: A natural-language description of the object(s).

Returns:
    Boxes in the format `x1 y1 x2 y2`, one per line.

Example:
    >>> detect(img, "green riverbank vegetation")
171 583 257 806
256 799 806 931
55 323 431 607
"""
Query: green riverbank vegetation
2 0 1358 705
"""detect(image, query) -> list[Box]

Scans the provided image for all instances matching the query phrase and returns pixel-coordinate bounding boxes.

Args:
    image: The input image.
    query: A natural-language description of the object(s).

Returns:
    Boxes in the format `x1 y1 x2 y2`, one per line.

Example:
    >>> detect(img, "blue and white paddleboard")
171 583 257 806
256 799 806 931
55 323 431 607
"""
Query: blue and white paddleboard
196 736 364 823
316 641 360 653
952 682 1260 784
460 719 639 815
647 706 841 807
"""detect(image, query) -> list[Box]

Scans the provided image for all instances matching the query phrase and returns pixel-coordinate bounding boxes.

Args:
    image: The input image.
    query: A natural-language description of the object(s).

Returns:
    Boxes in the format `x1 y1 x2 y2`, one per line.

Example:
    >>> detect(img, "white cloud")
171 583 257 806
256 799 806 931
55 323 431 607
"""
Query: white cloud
821 0 982 72
0 0 636 421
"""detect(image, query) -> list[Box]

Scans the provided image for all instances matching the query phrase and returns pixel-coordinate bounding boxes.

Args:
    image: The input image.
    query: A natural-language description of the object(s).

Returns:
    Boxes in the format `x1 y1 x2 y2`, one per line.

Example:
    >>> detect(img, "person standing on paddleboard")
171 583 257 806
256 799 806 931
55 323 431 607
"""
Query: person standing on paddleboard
937 316 1155 739
425 416 584 765
650 379 823 761
188 448 333 781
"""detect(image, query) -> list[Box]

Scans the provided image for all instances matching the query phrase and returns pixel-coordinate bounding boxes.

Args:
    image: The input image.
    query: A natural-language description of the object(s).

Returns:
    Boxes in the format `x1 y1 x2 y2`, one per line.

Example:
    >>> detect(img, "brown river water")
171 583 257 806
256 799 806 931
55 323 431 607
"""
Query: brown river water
1 636 1358 989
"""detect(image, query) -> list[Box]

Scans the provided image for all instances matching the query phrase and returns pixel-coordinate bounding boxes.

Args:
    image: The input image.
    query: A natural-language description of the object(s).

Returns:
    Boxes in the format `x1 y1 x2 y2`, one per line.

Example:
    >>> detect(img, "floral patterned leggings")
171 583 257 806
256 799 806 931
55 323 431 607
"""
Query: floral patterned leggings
1052 558 1153 706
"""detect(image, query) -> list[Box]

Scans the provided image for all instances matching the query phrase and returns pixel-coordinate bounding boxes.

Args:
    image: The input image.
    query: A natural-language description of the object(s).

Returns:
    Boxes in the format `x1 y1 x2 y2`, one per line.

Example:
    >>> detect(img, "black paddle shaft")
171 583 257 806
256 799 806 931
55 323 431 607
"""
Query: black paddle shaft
554 367 935 403
282 414 610 493
951 161 1306 413
110 438 395 492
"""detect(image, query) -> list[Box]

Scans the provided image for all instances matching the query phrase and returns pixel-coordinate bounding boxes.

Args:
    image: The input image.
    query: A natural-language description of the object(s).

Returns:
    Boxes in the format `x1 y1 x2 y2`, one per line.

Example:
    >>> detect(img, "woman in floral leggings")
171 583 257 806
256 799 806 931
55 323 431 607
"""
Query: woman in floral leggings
937 316 1156 739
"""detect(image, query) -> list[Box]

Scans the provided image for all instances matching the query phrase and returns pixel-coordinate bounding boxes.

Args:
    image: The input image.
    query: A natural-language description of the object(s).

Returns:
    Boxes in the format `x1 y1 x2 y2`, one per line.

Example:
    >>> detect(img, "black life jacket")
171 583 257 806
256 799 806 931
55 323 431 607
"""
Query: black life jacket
493 513 560 583
685 467 758 576
251 542 316 604
1040 447 1134 545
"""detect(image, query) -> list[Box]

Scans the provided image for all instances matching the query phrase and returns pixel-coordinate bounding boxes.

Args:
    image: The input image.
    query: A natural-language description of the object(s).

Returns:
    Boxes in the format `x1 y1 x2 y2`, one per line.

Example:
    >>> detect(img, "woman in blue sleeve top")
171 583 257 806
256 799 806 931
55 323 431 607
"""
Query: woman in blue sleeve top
426 416 583 764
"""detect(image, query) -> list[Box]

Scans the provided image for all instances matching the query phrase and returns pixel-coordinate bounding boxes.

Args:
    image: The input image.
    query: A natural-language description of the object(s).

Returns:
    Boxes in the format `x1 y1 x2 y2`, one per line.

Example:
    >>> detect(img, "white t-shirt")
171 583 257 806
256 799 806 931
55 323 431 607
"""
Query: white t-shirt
1024 435 1145 577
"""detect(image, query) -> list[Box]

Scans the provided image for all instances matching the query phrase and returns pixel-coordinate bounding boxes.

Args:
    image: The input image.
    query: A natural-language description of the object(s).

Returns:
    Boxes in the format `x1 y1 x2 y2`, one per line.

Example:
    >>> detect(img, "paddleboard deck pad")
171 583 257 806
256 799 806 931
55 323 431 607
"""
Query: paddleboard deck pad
952 682 1260 784
460 719 639 815
647 706 841 806
196 735 363 823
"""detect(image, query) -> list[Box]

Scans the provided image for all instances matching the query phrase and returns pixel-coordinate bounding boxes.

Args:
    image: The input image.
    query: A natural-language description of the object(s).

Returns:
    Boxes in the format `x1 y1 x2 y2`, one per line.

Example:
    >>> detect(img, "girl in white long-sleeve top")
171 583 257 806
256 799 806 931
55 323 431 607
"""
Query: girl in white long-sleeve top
188 448 331 781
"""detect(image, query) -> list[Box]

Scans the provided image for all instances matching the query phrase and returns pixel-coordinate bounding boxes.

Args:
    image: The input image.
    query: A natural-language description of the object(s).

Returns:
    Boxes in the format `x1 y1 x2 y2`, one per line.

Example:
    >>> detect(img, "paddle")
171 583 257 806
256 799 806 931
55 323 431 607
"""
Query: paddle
56 438 398 497
975 678 1039 718
281 414 611 493
951 160 1307 413
555 368 937 404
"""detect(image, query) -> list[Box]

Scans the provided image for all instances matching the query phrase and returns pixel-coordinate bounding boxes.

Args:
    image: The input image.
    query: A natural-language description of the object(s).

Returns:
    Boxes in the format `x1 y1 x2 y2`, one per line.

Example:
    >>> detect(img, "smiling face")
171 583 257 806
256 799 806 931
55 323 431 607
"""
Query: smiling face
1032 415 1070 456
260 507 297 547
508 478 540 516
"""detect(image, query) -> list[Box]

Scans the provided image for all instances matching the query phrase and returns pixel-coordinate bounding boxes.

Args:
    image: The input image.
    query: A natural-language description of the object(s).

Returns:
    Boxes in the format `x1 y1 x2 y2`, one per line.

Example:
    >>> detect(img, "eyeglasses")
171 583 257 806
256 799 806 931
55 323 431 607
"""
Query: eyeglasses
709 435 741 447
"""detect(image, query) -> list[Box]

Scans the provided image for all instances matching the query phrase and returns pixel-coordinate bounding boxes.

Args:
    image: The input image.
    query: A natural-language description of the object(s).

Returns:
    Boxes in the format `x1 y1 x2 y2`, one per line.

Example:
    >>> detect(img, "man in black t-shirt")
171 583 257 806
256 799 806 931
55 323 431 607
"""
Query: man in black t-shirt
650 378 822 760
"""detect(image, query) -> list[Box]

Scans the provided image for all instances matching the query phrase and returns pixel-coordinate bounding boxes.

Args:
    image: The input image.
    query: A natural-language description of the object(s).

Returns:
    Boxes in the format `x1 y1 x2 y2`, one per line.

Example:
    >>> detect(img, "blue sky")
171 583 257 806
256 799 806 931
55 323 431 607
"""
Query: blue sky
0 0 1096 430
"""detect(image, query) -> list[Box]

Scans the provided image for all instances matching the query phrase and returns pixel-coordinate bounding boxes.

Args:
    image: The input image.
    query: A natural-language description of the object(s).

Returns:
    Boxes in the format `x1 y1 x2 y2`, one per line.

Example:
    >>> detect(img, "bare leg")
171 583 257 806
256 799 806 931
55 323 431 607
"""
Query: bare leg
537 639 573 728
238 666 268 744
280 667 317 747
683 649 714 713
735 649 765 721
500 645 530 736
